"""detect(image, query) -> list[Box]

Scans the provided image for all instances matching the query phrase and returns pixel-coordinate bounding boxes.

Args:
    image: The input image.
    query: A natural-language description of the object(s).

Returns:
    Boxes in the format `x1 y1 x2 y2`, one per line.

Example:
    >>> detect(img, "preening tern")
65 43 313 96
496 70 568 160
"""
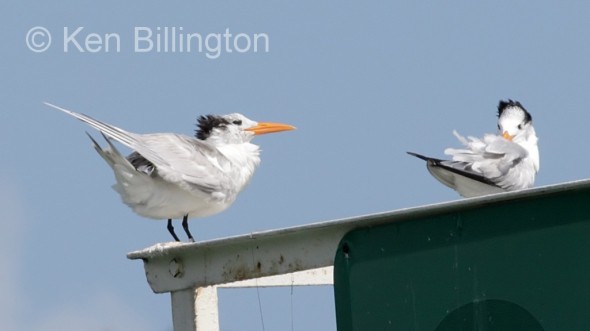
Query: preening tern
408 100 539 198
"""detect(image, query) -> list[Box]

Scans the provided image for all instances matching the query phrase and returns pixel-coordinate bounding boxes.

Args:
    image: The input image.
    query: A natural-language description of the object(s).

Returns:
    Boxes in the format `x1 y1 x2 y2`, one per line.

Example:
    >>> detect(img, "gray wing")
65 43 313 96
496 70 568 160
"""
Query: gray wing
407 152 506 197
407 152 501 188
46 102 230 197
137 133 232 195
444 131 528 185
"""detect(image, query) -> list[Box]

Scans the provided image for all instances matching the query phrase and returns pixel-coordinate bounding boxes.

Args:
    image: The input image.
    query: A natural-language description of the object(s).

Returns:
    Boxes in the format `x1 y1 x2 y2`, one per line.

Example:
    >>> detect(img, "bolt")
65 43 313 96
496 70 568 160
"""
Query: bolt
169 258 184 278
342 242 350 258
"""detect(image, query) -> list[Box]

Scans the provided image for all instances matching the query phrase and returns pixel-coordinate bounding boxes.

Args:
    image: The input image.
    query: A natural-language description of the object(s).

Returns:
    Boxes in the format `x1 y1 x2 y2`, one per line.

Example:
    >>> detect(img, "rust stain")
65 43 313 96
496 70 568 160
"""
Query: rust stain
222 261 264 281
221 254 299 282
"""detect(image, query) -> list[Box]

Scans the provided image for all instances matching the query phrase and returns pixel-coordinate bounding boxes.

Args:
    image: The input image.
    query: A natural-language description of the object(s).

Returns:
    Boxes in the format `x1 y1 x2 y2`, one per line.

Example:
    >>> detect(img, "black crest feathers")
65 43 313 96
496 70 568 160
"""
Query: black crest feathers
497 99 532 123
196 115 229 140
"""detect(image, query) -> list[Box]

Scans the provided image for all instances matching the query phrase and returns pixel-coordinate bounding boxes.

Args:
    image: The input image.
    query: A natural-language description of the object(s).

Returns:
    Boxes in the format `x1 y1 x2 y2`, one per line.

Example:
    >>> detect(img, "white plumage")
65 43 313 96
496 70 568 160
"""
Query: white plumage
46 102 295 241
409 100 539 198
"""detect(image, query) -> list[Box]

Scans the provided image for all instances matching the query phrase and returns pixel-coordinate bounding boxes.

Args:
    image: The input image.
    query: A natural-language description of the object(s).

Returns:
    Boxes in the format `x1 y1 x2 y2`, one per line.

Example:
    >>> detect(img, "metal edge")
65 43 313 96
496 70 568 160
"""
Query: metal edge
127 179 590 260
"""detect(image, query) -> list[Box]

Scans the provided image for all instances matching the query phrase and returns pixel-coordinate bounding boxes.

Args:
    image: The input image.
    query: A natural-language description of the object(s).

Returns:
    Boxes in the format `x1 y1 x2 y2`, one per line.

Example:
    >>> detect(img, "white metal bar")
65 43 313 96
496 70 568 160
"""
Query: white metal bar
195 287 220 331
218 266 333 288
127 227 344 293
129 179 590 294
188 268 332 331
171 289 197 331
130 179 590 331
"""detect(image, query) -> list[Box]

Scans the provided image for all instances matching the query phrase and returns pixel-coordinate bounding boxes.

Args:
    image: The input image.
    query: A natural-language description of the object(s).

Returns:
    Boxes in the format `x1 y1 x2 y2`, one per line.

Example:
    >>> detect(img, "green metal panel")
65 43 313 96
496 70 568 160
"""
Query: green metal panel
334 187 590 331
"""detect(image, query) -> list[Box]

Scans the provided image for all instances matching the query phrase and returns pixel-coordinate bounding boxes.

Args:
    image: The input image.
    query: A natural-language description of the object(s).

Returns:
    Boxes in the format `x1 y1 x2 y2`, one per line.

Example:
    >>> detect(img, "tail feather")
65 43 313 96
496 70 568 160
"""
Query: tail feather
45 102 139 153
45 102 169 167
85 131 154 207
85 131 115 167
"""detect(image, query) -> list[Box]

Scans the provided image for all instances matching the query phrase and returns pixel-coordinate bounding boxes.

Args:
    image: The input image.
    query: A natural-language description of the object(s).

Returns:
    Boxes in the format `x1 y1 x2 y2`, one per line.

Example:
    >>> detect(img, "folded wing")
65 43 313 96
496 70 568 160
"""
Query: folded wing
45 102 232 199
444 130 528 186
407 152 505 197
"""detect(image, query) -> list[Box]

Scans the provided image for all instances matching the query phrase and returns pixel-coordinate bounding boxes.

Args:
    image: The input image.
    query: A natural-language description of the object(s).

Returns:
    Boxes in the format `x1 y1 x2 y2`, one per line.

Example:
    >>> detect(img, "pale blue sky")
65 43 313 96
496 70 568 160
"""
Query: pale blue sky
3 2 590 330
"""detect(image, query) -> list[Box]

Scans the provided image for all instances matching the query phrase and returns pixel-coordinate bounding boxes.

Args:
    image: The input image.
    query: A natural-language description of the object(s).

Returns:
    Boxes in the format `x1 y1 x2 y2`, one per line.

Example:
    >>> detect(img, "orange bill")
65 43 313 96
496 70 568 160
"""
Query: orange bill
246 122 296 135
502 131 513 141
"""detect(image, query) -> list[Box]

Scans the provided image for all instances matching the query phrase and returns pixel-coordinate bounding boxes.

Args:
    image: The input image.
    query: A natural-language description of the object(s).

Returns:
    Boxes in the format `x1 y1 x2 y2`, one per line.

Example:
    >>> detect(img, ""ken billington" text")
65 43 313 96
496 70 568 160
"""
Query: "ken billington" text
62 26 270 59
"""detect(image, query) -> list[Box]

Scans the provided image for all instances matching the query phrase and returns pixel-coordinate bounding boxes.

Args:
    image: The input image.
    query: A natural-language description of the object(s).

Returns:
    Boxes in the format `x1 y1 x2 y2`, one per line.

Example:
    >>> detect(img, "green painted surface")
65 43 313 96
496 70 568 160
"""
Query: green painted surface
334 188 590 331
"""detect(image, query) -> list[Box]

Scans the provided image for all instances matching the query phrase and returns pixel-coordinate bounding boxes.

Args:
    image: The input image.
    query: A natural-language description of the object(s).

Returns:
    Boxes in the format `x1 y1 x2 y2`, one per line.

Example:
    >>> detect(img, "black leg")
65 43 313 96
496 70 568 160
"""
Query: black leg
167 219 180 242
182 215 194 242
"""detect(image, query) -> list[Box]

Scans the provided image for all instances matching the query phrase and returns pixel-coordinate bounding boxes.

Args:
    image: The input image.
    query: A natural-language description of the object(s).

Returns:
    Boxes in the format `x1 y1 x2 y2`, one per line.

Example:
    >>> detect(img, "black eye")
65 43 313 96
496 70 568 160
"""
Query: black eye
497 124 501 131
518 124 523 130
232 120 242 125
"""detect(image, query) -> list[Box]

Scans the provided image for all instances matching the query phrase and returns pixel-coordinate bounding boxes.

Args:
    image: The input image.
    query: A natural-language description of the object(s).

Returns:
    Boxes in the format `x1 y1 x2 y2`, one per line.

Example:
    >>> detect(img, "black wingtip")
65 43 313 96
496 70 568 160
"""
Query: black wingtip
85 131 101 148
407 151 431 161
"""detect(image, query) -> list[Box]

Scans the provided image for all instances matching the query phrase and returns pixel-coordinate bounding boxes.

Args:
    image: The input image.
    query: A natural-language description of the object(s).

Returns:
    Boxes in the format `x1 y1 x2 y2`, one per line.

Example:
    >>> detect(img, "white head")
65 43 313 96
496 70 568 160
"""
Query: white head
195 113 295 145
497 99 539 172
